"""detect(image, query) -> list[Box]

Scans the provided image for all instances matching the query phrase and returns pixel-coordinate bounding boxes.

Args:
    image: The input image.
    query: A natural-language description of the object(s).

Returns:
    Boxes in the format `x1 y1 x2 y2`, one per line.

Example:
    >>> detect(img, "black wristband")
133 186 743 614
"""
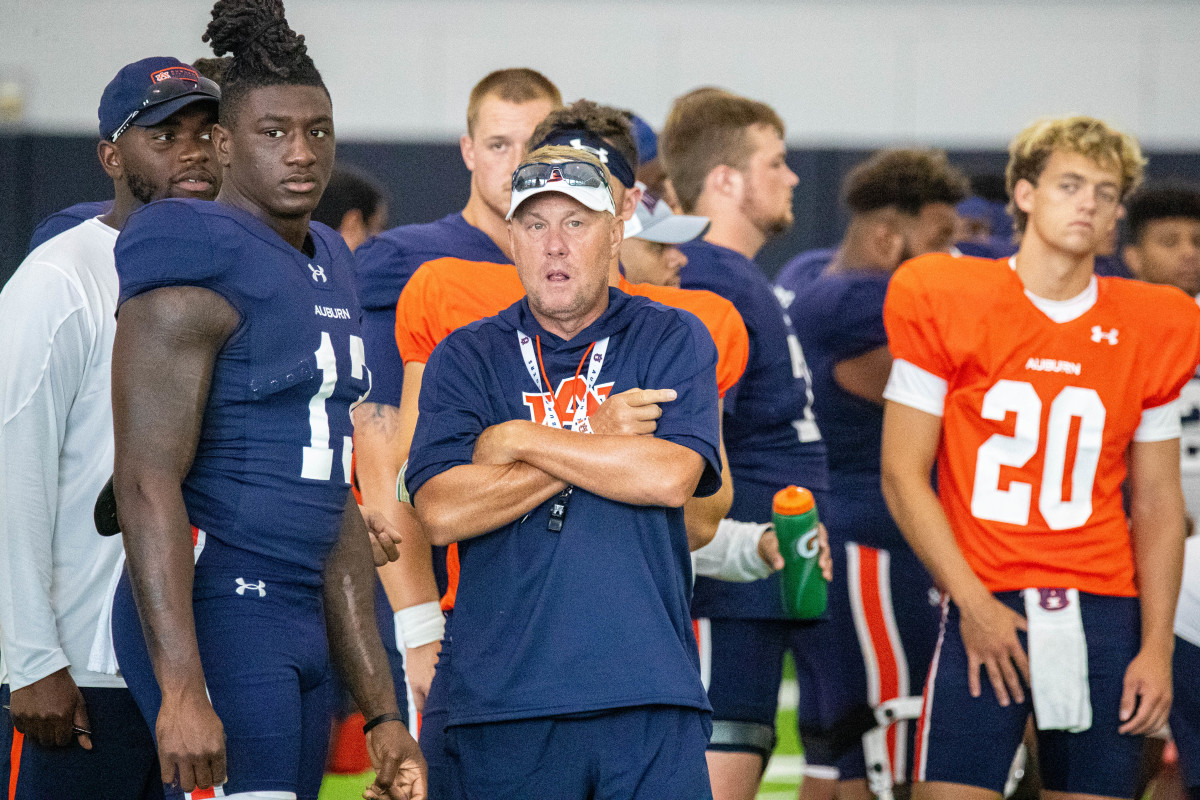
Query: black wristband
362 711 405 734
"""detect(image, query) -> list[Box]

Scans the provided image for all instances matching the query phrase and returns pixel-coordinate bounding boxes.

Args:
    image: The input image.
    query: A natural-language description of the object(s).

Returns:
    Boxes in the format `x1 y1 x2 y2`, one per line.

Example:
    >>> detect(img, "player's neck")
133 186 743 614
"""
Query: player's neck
696 200 766 260
101 185 141 231
462 192 514 260
218 185 311 253
1014 233 1095 301
833 221 899 274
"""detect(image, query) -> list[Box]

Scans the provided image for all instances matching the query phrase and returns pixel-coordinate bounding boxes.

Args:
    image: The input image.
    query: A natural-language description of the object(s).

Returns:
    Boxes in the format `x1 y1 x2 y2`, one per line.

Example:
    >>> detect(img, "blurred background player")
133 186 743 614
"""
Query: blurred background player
781 149 967 800
881 116 1198 800
620 181 709 288
311 163 389 253
106 1 424 797
0 55 219 800
660 87 836 800
352 69 560 737
26 56 231 253
1122 183 1200 800
407 144 721 799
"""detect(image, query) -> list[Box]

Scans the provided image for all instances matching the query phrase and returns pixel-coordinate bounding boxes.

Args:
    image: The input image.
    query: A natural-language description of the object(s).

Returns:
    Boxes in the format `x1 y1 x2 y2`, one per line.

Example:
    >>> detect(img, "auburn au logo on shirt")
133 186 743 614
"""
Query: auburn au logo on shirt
522 377 615 430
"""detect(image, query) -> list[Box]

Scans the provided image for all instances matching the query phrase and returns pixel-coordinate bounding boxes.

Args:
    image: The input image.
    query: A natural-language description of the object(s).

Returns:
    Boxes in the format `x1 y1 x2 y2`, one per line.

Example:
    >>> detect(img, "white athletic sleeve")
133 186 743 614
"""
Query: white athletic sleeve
0 271 90 690
883 358 948 417
692 519 773 582
1133 400 1182 442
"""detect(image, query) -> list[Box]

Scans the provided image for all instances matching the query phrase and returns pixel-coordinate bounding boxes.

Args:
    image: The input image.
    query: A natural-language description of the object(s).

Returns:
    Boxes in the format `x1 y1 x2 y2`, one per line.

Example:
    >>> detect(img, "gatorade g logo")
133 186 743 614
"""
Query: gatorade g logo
797 529 820 559
522 378 615 429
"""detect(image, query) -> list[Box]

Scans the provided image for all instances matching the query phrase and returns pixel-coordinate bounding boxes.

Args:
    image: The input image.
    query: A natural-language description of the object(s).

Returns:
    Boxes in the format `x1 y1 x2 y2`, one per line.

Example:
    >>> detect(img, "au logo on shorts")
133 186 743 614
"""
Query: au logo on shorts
1038 587 1070 610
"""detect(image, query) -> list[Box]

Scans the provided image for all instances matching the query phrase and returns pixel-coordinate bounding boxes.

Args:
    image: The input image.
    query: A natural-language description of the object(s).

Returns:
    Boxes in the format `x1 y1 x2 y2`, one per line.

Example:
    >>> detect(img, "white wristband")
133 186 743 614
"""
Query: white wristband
396 459 411 504
393 601 445 650
692 519 774 582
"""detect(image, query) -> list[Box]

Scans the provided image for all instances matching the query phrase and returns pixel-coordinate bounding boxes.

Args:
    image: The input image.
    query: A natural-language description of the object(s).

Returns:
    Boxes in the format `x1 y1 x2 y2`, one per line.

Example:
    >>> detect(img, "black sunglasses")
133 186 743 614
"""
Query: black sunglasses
511 160 611 193
110 76 221 142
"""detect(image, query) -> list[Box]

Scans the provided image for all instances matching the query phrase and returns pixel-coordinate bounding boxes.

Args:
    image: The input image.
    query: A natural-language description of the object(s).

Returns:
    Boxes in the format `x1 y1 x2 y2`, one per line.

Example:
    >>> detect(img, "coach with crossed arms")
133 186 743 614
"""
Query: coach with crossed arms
405 144 722 798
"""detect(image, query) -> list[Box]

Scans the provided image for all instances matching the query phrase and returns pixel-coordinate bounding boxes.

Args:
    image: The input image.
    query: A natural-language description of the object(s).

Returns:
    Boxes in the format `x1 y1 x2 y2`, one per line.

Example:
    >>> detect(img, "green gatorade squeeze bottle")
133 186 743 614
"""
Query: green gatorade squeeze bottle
773 485 827 619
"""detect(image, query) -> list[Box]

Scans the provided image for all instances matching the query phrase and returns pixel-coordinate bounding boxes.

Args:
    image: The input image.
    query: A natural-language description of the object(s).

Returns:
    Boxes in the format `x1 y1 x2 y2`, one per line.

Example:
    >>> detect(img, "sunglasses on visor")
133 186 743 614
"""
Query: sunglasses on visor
511 160 611 193
109 75 221 142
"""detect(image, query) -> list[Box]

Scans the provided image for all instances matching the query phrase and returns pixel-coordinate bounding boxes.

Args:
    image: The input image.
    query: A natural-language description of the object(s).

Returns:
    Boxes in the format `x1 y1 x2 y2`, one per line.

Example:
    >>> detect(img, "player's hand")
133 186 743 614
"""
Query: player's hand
958 593 1029 707
156 690 226 793
361 505 402 565
363 720 427 800
472 420 525 465
9 667 92 749
1118 645 1172 735
404 640 441 714
816 522 833 582
589 388 676 436
757 526 784 573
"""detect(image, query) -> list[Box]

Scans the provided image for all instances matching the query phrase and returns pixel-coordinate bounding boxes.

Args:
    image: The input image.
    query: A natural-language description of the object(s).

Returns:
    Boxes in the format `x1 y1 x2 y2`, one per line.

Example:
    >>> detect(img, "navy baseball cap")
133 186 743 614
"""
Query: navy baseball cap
99 57 220 142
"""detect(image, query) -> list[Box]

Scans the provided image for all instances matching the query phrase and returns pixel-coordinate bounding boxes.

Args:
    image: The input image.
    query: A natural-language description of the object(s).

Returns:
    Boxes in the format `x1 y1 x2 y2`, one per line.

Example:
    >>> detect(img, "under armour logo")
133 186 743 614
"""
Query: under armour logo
1039 588 1069 611
569 138 609 164
235 578 266 597
1090 325 1118 345
308 263 327 283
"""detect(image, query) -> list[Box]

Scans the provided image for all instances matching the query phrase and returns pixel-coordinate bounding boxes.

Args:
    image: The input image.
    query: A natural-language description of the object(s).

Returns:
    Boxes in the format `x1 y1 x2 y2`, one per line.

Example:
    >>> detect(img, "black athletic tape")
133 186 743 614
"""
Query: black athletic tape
94 474 121 537
708 719 776 759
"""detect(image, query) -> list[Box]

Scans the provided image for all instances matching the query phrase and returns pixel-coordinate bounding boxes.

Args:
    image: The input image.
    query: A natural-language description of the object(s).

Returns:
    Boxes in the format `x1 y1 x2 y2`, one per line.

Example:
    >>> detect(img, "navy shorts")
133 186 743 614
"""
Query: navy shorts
418 649 465 800
695 616 838 770
1172 635 1200 794
819 539 940 783
112 532 334 800
915 590 1143 797
446 705 712 800
1 683 162 800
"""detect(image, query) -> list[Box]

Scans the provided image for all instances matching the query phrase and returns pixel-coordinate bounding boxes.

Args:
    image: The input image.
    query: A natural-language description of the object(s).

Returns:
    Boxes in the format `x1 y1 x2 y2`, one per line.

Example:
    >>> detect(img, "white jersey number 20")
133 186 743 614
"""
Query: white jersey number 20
970 379 1106 530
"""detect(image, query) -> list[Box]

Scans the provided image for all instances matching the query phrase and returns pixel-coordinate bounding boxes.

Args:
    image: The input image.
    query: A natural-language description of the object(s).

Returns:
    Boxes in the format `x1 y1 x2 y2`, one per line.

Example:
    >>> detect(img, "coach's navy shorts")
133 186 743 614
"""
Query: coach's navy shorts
696 616 838 770
1172 635 1200 796
1 683 162 800
419 647 465 800
446 705 712 800
818 538 940 783
112 531 334 800
915 590 1142 797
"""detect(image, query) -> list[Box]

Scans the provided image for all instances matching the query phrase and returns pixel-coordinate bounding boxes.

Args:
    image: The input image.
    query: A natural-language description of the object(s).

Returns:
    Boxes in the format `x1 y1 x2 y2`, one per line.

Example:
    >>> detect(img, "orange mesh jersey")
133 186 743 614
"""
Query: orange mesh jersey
395 258 748 398
397 257 750 611
884 254 1200 596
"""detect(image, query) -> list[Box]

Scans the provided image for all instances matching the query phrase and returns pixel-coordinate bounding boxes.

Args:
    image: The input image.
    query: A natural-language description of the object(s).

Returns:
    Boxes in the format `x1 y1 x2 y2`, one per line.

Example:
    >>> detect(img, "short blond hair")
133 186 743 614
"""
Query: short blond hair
1006 116 1146 234
466 68 561 136
660 87 785 213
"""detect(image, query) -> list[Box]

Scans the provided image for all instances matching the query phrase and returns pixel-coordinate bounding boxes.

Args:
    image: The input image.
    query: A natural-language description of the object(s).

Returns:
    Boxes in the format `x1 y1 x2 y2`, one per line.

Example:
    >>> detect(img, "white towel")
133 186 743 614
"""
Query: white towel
87 552 126 676
1023 587 1091 732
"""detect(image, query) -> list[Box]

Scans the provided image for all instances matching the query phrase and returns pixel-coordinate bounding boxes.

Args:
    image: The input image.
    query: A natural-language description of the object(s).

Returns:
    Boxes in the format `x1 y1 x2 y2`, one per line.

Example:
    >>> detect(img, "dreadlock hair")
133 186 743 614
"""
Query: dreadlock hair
202 0 326 126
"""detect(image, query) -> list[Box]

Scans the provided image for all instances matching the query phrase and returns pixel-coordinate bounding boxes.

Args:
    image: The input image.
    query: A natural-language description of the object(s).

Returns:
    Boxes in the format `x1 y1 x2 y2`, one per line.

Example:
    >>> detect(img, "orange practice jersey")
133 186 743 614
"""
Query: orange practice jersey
396 257 750 610
884 254 1200 596
395 258 748 398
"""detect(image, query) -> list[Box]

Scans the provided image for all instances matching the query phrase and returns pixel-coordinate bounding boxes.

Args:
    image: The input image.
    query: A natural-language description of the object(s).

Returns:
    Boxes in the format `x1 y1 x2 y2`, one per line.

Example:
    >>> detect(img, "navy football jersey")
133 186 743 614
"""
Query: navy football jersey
354 213 509 407
115 199 369 576
406 289 720 725
781 254 907 550
775 246 836 294
28 201 112 253
679 240 829 619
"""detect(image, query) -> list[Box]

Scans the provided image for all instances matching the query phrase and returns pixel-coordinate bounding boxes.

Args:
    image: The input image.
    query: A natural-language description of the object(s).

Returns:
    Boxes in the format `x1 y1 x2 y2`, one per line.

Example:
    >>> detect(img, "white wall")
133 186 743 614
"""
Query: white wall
2 0 1198 147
